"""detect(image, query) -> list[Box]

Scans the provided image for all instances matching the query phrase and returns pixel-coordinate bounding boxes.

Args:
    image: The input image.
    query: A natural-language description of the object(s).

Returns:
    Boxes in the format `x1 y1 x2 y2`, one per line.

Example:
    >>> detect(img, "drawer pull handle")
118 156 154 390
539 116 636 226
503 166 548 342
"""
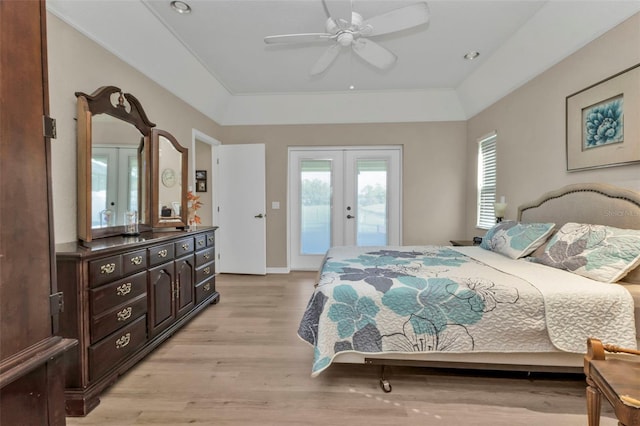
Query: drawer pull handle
181 243 189 250
115 333 130 349
116 283 132 296
158 249 168 258
203 253 211 260
198 240 205 246
207 237 214 243
203 282 211 292
117 307 133 321
100 263 116 274
130 256 143 265
204 267 211 275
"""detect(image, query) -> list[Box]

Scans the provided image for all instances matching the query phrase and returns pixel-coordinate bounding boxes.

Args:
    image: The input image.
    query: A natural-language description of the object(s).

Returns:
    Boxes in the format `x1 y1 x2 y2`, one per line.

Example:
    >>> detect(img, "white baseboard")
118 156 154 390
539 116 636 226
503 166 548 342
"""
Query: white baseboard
266 267 290 274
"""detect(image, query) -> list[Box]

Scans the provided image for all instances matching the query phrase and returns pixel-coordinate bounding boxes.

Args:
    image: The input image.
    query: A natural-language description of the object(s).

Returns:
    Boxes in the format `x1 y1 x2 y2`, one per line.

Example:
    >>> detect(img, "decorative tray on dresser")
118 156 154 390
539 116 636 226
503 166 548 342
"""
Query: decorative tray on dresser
55 227 219 416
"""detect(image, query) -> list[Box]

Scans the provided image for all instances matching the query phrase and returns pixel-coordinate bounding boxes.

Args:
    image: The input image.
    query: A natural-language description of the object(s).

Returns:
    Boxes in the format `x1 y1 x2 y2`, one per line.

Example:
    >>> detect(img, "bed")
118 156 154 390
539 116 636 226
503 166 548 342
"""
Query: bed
298 183 640 390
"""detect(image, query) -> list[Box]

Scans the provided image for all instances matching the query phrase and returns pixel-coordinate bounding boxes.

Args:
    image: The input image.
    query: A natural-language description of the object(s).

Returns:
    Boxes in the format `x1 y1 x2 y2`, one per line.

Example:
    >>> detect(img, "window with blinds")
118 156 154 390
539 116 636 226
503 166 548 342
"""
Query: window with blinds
477 133 497 229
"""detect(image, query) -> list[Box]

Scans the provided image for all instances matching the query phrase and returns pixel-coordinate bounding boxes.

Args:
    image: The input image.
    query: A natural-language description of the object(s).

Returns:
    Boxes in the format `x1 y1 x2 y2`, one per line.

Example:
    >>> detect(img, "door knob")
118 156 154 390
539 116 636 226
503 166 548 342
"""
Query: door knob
346 214 354 219
254 213 265 218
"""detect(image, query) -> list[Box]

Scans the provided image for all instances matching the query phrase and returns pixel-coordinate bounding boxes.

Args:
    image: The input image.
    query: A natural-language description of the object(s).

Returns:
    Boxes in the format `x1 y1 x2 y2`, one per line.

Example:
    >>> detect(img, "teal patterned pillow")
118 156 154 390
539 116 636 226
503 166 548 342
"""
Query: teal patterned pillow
537 223 640 283
480 221 555 259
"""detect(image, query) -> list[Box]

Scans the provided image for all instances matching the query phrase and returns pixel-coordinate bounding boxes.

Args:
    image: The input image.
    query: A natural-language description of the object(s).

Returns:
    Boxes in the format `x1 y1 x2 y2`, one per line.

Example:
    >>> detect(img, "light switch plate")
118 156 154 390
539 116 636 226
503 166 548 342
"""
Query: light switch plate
272 201 280 209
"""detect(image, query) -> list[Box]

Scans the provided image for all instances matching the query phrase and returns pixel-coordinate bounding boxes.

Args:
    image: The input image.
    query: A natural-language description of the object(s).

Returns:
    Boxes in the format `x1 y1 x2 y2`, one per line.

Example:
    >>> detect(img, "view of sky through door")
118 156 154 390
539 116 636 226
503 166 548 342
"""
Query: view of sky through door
356 159 388 246
300 159 332 254
300 158 389 253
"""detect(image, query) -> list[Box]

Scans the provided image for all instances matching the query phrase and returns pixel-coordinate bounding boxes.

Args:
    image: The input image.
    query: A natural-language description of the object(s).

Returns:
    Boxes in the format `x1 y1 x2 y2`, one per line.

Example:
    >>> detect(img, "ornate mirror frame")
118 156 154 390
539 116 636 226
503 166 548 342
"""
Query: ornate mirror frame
150 129 189 229
76 86 155 242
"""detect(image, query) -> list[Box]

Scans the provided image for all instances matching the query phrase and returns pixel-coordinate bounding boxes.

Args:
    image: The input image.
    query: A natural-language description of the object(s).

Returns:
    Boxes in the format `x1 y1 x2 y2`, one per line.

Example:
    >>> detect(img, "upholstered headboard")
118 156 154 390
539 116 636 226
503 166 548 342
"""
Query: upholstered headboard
518 183 640 230
517 184 640 334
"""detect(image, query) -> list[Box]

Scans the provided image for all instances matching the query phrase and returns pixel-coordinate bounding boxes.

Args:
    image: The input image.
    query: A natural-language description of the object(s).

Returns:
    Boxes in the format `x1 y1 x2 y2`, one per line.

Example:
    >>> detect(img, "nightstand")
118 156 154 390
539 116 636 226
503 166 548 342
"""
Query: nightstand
449 240 476 247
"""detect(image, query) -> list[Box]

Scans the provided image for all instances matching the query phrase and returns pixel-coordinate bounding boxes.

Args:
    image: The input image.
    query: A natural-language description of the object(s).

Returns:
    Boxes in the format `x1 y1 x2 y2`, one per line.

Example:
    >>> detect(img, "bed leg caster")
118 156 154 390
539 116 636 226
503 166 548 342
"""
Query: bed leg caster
379 365 392 393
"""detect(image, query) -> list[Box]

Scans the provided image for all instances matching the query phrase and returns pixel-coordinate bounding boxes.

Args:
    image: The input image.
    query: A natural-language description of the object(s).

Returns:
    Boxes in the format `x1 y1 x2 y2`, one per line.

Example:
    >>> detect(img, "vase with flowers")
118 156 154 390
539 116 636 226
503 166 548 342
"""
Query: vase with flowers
187 190 202 229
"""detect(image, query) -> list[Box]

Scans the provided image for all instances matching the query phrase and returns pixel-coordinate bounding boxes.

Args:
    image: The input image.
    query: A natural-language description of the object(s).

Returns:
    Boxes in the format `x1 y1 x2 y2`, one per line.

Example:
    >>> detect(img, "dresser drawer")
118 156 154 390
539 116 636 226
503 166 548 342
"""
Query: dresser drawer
148 243 175 267
175 237 195 258
195 248 214 267
89 315 147 381
122 249 147 276
205 232 215 247
195 262 215 284
90 271 147 315
195 276 215 305
194 234 207 250
89 255 122 287
90 293 147 344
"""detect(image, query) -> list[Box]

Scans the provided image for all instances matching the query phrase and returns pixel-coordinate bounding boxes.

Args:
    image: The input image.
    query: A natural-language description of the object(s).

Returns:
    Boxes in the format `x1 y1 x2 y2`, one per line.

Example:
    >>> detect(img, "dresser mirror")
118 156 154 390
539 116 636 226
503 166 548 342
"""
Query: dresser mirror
76 86 155 242
150 129 188 228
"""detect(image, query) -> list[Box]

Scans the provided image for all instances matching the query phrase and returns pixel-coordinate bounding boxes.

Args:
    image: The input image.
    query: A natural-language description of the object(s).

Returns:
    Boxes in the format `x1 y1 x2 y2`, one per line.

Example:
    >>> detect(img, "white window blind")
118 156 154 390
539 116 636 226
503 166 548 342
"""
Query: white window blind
477 133 497 229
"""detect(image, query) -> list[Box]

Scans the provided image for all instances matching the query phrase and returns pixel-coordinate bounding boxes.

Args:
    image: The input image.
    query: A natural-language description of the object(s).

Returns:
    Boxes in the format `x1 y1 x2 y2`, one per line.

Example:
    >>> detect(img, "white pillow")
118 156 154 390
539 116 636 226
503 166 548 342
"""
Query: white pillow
537 223 640 283
480 221 556 259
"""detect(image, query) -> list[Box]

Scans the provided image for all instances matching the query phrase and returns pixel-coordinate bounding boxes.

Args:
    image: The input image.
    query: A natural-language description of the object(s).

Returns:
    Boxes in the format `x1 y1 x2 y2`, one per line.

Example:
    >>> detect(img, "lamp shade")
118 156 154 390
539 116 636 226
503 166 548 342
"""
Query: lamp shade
494 202 507 218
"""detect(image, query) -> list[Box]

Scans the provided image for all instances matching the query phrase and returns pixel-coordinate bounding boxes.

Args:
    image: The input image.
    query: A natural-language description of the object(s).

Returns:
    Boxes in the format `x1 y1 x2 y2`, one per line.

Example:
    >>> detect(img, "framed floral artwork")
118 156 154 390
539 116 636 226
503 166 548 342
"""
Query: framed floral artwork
566 63 640 171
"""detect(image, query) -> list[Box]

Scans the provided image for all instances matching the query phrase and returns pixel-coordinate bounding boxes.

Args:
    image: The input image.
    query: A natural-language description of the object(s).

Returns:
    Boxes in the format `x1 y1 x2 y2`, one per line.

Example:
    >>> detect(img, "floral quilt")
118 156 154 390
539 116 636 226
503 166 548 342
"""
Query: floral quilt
298 245 637 376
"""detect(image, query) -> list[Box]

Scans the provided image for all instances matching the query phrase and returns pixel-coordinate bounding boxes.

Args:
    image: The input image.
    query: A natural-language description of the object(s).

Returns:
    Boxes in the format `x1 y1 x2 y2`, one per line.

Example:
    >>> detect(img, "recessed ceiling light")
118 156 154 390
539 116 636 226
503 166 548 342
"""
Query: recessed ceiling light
464 51 480 60
349 85 355 90
170 1 191 14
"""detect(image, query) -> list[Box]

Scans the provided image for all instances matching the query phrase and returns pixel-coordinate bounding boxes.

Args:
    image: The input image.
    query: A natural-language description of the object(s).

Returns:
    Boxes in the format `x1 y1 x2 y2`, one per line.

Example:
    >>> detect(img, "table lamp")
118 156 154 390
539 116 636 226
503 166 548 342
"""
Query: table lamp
494 196 507 223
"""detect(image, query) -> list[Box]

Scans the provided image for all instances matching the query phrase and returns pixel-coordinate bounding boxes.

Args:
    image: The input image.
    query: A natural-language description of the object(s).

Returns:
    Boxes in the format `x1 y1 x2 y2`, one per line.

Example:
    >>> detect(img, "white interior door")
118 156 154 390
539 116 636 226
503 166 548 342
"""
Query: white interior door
289 147 402 270
218 144 266 275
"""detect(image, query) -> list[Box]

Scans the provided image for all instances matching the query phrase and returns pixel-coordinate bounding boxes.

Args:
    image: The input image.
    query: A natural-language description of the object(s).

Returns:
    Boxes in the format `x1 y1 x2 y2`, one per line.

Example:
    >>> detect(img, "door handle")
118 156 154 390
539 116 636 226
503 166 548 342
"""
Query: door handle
346 215 355 219
254 213 265 218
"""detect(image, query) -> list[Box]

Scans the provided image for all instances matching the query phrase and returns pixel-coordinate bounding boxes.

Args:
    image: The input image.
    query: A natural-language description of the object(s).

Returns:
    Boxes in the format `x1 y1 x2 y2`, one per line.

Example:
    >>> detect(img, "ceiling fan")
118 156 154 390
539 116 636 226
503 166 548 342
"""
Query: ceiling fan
263 1 430 76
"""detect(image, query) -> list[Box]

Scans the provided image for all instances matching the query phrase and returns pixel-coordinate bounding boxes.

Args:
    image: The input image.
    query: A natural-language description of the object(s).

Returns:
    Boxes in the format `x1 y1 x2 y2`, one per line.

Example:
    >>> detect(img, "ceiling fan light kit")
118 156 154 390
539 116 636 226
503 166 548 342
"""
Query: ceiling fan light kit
264 1 430 77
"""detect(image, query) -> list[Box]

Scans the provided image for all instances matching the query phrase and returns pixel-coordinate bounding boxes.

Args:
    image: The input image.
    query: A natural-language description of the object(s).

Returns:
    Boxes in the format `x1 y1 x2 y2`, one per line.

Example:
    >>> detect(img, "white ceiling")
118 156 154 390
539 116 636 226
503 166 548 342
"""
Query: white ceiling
144 0 546 94
47 0 640 125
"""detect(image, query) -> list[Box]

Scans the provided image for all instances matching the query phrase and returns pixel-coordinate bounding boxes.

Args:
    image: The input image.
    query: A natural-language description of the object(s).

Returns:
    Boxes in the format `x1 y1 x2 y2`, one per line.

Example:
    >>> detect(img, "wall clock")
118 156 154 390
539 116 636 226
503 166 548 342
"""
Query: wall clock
161 167 177 188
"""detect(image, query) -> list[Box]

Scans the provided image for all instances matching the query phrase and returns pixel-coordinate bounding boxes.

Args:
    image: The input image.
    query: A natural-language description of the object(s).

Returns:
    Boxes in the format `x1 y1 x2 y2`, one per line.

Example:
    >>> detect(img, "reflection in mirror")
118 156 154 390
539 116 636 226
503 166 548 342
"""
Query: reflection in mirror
158 135 182 223
91 115 143 229
151 129 188 228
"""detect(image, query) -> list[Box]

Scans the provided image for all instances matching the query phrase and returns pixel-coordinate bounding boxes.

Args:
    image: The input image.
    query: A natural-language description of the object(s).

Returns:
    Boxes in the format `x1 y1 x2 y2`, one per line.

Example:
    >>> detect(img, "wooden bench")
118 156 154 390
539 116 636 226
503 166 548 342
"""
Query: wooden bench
583 338 640 426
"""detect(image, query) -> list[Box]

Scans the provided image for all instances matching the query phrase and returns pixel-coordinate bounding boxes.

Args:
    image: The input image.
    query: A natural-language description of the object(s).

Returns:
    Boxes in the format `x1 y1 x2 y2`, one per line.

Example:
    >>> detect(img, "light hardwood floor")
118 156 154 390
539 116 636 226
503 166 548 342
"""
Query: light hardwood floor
67 272 617 425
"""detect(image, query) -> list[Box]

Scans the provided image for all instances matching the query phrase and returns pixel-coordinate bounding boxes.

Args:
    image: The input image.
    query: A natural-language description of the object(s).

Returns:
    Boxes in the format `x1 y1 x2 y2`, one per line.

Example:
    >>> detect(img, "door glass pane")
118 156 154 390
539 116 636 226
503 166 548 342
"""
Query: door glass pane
91 154 109 227
300 160 331 254
127 155 138 211
356 159 387 245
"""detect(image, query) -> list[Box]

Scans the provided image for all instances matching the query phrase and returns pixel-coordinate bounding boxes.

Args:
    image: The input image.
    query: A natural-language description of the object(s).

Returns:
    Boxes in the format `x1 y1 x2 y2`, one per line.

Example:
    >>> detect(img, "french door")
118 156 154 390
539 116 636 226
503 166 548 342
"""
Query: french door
92 146 138 227
289 147 401 270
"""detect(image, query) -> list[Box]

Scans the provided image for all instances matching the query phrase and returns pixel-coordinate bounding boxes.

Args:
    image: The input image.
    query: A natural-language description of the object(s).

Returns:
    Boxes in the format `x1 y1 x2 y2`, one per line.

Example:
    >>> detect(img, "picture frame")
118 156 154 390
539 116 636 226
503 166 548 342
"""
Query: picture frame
196 179 207 192
195 170 207 180
566 63 640 171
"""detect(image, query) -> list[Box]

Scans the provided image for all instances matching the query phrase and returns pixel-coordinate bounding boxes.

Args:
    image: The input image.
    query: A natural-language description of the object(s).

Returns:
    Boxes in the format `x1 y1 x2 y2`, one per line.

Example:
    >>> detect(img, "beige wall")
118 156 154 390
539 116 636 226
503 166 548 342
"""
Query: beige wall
464 13 640 238
221 122 468 268
195 141 213 225
47 13 223 243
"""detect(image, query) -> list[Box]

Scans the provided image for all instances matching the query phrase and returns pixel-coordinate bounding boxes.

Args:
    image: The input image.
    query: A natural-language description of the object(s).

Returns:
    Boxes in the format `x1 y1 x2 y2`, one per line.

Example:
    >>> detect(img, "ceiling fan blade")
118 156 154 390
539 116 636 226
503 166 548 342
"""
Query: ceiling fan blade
310 44 342 76
362 2 430 37
351 38 397 70
264 33 333 44
322 0 352 27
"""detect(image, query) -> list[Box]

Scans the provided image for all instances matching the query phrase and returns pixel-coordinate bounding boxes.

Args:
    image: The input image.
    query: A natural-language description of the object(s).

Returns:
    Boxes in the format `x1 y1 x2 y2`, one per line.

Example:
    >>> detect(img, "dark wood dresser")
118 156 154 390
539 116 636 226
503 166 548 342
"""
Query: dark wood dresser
55 227 219 416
